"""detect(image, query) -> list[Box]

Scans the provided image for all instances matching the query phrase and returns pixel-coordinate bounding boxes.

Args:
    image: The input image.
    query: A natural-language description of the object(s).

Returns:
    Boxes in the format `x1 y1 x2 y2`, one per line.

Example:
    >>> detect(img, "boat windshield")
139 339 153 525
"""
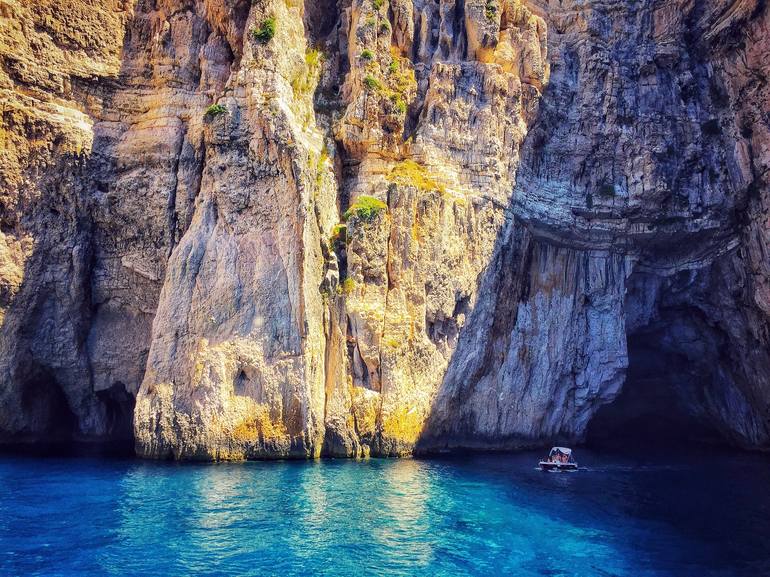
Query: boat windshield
548 447 574 462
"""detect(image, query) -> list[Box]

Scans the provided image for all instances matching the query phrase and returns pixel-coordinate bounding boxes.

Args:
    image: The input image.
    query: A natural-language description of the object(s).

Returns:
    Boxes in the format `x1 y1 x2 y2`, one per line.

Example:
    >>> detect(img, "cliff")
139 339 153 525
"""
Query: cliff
0 0 768 458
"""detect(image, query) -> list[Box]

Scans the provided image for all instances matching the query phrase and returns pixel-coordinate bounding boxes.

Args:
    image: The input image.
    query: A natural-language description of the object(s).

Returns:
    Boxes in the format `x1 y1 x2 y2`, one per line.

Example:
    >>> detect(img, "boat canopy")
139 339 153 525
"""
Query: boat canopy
549 447 572 456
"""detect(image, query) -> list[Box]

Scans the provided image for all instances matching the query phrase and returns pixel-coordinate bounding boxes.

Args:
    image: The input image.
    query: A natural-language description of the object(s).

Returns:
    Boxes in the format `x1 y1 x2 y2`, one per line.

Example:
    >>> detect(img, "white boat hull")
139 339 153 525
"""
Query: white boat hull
539 461 578 471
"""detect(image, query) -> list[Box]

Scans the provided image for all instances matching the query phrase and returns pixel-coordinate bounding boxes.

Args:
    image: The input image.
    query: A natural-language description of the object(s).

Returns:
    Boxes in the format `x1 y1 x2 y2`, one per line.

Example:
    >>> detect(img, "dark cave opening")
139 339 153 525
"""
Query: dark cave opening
8 372 137 457
20 365 78 442
586 329 728 450
96 381 136 442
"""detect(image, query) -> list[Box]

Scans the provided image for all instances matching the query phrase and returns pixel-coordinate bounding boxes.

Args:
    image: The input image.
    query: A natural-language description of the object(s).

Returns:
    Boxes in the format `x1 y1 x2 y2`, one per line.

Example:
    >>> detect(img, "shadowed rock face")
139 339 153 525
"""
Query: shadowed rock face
0 0 768 458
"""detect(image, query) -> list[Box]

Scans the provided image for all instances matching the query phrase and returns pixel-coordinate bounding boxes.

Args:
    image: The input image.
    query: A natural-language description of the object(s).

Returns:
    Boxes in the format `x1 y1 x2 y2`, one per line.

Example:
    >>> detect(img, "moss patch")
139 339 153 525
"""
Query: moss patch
343 195 388 222
337 277 356 295
330 223 347 248
359 48 416 117
387 160 445 194
292 47 325 98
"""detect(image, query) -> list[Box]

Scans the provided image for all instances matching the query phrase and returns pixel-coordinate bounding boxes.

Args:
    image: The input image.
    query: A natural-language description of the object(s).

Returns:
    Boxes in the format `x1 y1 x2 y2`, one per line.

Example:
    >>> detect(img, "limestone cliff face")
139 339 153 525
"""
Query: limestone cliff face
423 0 770 450
0 0 132 441
0 0 768 458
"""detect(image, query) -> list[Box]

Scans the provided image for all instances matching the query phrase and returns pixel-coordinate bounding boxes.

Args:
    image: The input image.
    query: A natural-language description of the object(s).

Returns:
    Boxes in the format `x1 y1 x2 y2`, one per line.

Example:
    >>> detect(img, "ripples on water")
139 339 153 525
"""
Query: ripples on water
1 448 769 576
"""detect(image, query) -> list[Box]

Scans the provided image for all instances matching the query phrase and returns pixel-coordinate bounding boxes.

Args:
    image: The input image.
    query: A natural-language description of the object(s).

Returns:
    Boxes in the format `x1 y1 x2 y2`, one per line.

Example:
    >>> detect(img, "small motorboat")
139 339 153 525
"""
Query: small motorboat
539 447 578 471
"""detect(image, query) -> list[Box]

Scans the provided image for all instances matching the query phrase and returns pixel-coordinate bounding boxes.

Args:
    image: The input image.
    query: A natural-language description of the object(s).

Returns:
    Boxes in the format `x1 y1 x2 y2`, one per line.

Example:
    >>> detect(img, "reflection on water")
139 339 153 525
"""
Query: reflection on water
374 459 433 571
1 448 770 577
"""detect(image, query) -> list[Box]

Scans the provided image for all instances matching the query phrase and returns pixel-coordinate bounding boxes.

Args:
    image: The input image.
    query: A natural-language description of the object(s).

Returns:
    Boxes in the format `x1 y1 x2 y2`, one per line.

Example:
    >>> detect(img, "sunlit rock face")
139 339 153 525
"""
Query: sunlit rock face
0 0 768 457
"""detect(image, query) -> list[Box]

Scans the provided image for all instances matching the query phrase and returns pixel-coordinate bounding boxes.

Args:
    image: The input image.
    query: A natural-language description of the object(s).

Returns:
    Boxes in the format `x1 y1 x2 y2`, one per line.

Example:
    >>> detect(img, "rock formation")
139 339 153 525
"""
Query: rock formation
0 0 768 458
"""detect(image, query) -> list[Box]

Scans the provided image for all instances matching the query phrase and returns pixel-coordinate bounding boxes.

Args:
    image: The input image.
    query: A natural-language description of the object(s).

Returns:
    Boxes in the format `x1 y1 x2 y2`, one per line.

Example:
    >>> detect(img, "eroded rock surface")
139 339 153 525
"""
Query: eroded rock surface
0 0 768 457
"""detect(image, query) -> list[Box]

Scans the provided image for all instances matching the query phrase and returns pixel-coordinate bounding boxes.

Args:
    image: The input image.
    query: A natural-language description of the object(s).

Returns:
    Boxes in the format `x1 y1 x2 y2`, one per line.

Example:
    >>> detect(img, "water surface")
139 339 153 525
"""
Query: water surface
1 448 768 576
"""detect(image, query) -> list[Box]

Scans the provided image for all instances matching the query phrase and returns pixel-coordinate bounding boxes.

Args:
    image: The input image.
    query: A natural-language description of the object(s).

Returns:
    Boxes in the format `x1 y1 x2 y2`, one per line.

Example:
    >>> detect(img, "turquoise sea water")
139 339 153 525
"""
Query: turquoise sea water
1 448 769 577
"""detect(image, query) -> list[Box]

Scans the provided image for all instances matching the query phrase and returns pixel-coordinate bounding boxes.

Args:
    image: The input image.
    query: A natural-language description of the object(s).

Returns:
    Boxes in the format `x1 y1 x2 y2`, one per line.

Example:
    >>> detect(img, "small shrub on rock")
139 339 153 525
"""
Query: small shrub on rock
485 0 498 19
343 195 387 222
363 75 381 91
204 103 227 118
252 17 276 43
330 223 347 248
335 277 356 296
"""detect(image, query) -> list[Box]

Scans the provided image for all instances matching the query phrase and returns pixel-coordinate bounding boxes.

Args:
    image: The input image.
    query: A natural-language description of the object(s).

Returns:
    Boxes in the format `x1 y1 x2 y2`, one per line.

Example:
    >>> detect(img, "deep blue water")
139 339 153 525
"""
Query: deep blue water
1 448 769 577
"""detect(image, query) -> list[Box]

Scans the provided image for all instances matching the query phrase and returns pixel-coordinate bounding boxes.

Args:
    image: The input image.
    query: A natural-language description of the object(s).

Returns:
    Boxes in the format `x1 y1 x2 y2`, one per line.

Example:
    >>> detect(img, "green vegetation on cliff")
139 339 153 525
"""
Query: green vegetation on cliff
363 75 381 91
330 223 347 249
343 195 387 222
387 160 445 194
252 17 276 43
204 104 227 118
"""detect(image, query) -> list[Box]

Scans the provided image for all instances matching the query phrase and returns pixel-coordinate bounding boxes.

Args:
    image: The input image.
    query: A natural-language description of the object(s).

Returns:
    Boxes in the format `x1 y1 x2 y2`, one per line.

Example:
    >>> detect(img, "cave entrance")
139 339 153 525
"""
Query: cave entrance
586 310 730 450
20 364 78 442
96 381 135 442
587 334 725 449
